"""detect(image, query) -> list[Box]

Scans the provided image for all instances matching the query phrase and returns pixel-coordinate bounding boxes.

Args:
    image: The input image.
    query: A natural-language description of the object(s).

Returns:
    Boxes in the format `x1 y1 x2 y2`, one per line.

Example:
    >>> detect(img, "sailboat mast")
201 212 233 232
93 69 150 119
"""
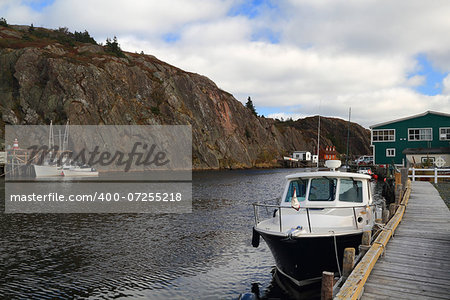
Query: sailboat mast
49 120 54 148
63 120 69 152
345 107 351 167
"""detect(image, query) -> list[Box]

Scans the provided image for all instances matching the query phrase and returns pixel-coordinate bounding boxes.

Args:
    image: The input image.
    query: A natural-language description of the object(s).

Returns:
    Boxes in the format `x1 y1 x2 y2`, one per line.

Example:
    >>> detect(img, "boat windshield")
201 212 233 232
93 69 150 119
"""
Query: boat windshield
308 177 337 201
339 179 363 203
284 179 307 202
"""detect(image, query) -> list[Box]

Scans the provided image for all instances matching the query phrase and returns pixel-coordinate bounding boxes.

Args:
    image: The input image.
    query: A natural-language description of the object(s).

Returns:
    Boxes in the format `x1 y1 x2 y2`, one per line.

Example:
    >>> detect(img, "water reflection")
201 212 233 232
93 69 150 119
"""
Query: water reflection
0 169 385 299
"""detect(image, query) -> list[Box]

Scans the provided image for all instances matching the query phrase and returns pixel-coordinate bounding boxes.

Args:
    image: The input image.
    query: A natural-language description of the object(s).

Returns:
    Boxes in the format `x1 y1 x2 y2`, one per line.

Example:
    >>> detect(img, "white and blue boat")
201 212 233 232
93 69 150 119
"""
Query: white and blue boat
252 160 377 285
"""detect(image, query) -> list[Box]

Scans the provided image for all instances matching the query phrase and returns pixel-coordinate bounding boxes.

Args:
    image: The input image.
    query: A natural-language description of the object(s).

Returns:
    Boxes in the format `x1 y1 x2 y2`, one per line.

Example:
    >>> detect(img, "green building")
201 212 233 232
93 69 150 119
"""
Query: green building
370 111 450 167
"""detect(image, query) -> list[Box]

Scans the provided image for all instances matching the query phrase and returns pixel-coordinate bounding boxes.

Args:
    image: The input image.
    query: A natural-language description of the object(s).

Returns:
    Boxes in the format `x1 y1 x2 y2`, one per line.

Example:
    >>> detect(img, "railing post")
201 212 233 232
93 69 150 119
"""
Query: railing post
434 168 438 184
306 208 312 233
279 207 282 232
412 167 415 181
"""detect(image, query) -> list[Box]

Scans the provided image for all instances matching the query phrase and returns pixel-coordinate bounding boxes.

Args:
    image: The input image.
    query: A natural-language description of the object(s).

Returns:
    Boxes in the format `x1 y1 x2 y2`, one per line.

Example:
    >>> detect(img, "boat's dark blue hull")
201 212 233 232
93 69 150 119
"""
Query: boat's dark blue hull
258 231 362 282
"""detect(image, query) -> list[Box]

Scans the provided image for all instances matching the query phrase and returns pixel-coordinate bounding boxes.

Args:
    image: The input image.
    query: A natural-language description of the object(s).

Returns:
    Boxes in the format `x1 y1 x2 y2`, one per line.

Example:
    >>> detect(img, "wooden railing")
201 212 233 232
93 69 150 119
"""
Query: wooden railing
409 167 450 183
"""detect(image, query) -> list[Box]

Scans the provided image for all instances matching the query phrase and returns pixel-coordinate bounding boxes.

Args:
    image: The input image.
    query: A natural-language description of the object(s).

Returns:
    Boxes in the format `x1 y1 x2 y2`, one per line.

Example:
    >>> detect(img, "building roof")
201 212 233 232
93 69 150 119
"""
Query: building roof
402 147 450 155
370 110 450 129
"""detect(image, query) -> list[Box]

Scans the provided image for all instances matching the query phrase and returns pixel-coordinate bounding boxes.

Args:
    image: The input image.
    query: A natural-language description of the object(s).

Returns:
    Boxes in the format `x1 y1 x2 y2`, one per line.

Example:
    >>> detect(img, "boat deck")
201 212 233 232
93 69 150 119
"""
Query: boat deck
361 181 450 299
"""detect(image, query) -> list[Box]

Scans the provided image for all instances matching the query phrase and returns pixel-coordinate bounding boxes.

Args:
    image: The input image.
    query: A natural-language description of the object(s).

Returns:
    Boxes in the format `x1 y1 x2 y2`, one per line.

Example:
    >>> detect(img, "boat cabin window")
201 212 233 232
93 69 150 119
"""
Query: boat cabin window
308 178 336 201
339 179 363 203
284 179 307 202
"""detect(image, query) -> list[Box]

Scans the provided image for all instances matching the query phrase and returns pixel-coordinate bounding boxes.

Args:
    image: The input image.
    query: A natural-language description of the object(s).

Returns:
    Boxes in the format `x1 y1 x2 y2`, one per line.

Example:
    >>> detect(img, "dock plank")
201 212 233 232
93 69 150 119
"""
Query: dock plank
370 268 450 287
361 181 450 300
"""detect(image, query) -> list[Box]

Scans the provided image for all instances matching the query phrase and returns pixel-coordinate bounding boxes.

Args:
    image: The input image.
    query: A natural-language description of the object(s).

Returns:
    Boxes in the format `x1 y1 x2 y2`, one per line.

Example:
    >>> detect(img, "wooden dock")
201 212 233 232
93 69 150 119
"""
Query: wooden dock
361 181 450 299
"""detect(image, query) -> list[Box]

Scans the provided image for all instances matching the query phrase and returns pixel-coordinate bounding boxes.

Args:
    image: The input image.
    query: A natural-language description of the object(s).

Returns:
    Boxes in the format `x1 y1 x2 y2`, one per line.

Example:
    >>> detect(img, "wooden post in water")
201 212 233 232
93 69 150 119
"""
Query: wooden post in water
382 209 390 223
389 203 396 218
359 231 371 257
342 248 355 280
395 171 401 187
395 183 403 204
362 231 371 246
321 271 334 300
400 168 408 191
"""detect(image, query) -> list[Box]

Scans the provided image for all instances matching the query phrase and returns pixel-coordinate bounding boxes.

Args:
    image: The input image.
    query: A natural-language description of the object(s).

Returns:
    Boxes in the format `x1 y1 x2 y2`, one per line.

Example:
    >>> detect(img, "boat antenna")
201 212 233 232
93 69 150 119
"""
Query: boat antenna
345 107 351 167
317 100 321 168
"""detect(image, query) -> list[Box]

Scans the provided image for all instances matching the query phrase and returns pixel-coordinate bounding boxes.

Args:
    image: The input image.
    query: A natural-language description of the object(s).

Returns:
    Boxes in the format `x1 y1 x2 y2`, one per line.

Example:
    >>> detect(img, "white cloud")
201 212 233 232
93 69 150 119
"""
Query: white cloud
405 75 426 87
443 74 450 95
267 112 307 121
1 0 450 128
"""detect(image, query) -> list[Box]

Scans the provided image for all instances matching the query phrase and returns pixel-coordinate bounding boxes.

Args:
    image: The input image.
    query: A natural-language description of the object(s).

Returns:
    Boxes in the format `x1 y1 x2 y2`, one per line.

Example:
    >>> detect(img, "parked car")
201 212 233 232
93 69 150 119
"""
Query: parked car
357 166 373 175
355 156 373 165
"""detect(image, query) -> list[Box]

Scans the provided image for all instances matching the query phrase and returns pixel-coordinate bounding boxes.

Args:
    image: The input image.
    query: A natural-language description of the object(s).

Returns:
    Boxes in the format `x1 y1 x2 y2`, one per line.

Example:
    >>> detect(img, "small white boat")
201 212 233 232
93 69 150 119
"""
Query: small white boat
283 156 299 162
33 120 66 178
62 165 99 177
252 160 379 285
33 164 63 177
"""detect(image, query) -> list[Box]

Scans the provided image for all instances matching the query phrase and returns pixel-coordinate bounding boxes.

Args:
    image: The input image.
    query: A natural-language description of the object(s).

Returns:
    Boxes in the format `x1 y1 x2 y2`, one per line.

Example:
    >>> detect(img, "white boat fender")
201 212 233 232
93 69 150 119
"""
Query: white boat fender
252 227 260 248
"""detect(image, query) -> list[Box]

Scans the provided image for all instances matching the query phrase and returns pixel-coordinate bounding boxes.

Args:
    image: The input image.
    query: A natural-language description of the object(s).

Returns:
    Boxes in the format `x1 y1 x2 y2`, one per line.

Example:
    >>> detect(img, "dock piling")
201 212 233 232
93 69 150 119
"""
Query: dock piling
359 231 372 257
361 231 371 246
395 184 403 204
321 271 334 300
389 203 396 218
342 248 355 280
382 209 389 224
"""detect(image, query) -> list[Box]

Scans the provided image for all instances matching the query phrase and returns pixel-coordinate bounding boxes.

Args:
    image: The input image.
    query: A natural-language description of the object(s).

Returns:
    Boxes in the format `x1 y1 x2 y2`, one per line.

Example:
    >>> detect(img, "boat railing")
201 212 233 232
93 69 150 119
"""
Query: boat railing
252 202 376 233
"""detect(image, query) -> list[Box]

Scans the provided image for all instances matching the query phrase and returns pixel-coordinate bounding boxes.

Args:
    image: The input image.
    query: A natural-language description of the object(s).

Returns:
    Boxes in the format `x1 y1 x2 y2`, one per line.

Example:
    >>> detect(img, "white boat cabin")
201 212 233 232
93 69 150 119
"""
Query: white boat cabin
281 172 373 208
255 170 375 237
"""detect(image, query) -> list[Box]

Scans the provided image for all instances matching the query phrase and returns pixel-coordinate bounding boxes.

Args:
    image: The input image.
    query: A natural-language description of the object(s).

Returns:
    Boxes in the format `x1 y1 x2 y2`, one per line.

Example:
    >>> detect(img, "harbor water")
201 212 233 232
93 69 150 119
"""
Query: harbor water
0 168 385 299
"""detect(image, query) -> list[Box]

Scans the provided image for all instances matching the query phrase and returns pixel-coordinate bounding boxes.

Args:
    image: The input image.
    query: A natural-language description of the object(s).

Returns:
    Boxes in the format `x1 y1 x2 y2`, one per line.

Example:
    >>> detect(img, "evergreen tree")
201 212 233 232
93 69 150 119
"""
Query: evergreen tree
0 17 8 27
246 96 257 117
74 30 97 44
105 36 125 57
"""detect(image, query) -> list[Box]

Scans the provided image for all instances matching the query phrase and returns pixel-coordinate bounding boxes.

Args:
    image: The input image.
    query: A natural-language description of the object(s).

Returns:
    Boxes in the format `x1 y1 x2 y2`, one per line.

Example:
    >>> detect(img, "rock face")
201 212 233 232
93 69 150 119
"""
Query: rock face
0 25 371 169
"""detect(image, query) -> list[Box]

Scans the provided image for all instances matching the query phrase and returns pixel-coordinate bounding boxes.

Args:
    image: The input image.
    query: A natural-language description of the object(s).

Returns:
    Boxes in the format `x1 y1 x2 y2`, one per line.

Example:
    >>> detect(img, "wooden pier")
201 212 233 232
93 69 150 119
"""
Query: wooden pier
334 180 450 299
361 181 450 299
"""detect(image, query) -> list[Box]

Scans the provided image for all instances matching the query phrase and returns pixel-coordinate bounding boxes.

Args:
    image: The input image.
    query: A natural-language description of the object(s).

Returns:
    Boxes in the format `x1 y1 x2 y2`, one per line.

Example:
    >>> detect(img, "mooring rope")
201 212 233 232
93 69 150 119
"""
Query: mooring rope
331 230 342 277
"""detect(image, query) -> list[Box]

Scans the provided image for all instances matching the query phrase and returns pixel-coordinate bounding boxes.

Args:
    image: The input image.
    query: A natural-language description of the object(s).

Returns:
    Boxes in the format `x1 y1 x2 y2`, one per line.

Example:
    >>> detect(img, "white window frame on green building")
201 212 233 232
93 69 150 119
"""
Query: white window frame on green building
386 148 395 157
372 129 395 142
440 127 450 140
408 128 432 141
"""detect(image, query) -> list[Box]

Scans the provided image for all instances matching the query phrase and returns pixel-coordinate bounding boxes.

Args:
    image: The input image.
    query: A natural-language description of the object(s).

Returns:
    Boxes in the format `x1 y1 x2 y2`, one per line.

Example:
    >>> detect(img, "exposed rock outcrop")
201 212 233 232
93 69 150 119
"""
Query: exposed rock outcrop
0 25 370 169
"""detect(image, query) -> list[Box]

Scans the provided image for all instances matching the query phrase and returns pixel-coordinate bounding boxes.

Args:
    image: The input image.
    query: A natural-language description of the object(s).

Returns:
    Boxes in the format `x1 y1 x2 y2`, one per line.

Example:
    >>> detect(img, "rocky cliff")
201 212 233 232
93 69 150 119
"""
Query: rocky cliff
0 24 371 169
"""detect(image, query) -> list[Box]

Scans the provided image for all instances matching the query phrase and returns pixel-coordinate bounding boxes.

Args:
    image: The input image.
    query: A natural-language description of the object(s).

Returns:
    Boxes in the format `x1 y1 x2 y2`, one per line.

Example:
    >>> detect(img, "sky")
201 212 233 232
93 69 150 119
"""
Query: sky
1 0 450 127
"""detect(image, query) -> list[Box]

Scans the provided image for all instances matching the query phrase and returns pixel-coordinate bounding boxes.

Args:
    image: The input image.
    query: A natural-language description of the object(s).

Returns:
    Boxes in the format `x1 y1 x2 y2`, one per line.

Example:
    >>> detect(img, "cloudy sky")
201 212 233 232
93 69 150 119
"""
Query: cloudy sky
1 0 450 127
